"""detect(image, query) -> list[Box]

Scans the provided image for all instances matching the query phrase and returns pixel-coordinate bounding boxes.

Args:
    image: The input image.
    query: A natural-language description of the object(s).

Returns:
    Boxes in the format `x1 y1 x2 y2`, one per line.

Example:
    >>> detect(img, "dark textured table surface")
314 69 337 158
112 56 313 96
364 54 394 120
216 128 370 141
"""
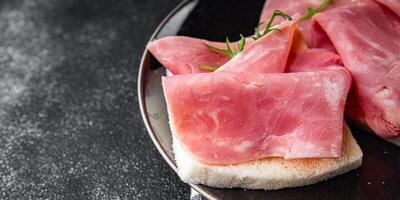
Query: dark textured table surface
0 0 190 199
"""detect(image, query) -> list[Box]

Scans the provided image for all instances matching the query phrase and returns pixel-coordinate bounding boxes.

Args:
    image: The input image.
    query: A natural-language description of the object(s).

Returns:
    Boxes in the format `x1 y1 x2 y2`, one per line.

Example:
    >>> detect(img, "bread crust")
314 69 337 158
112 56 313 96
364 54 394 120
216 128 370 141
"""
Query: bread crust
173 123 363 190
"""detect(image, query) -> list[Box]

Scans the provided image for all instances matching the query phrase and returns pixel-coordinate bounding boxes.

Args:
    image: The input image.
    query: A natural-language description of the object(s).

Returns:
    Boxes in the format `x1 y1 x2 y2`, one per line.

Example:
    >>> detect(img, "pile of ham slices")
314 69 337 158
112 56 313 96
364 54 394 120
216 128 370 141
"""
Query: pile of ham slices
147 0 400 165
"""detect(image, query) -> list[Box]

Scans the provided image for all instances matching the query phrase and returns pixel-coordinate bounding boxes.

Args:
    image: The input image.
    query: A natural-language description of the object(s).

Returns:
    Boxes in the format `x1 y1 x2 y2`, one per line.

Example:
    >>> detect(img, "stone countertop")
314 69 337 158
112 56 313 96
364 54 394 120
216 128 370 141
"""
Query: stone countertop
0 0 189 199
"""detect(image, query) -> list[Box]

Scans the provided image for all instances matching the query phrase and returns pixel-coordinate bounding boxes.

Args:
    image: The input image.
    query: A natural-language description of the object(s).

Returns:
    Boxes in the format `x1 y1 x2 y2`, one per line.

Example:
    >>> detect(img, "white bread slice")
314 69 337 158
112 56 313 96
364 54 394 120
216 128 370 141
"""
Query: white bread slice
172 123 363 190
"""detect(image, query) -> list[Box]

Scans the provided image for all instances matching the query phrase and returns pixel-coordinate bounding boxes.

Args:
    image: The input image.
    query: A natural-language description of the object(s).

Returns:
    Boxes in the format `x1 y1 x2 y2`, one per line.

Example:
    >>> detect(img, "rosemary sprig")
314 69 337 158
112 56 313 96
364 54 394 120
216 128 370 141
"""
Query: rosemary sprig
300 0 332 20
197 9 291 71
197 34 245 71
204 34 246 59
253 10 292 40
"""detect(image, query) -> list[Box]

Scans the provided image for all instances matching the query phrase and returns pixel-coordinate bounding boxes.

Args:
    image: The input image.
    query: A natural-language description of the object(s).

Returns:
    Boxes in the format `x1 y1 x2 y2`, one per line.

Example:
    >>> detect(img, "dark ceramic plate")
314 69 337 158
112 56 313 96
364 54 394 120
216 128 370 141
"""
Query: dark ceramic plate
138 0 400 199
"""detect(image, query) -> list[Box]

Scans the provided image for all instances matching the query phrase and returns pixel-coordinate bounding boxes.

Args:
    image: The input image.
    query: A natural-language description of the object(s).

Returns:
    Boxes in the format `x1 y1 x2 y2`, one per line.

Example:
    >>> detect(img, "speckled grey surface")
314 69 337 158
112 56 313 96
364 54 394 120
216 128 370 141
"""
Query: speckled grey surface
0 0 189 199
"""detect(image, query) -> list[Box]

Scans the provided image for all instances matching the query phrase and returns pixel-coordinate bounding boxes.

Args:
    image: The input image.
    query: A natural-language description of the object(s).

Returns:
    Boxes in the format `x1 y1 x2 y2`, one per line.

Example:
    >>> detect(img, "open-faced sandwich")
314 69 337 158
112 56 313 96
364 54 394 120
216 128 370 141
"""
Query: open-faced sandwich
146 0 400 190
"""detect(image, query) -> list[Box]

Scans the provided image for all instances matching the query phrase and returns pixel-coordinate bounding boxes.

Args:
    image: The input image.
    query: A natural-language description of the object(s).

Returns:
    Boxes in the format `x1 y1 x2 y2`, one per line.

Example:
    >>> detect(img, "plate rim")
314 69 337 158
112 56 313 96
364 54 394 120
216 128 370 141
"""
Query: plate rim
137 0 217 199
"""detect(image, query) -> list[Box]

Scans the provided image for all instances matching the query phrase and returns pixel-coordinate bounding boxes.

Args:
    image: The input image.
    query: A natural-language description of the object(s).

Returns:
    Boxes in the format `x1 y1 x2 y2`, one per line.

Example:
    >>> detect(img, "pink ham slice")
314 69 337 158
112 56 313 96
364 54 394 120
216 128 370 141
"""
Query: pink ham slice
311 20 337 52
163 69 351 165
376 0 400 17
216 22 296 73
314 1 400 137
311 0 362 52
286 48 342 72
148 22 296 74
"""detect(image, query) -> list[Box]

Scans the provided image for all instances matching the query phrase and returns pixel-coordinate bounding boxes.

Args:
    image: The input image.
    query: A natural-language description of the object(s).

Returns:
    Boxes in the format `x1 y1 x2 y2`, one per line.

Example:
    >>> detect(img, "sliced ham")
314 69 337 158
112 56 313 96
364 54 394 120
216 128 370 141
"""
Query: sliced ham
286 48 342 72
163 69 351 165
311 0 363 52
216 22 296 73
148 22 296 74
311 19 337 52
376 0 400 17
314 1 400 137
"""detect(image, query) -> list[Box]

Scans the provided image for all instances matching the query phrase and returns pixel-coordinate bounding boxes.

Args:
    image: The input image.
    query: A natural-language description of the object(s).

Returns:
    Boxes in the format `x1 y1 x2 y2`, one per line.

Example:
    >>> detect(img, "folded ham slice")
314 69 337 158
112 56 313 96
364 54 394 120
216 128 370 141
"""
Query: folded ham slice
376 0 400 17
314 1 400 137
163 69 351 165
286 48 342 72
148 22 296 74
216 22 296 73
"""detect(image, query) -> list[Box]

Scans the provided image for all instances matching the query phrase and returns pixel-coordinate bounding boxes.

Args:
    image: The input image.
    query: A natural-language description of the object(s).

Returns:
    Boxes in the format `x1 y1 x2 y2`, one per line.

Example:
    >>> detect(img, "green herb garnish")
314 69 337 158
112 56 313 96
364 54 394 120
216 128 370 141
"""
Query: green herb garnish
197 9 292 71
204 34 246 59
197 34 246 71
253 10 292 40
300 0 332 20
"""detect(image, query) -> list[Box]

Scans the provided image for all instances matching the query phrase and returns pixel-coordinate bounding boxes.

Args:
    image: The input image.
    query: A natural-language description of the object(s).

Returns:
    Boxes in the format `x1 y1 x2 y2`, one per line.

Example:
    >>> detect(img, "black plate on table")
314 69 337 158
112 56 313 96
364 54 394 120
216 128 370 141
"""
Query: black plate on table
138 0 400 199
